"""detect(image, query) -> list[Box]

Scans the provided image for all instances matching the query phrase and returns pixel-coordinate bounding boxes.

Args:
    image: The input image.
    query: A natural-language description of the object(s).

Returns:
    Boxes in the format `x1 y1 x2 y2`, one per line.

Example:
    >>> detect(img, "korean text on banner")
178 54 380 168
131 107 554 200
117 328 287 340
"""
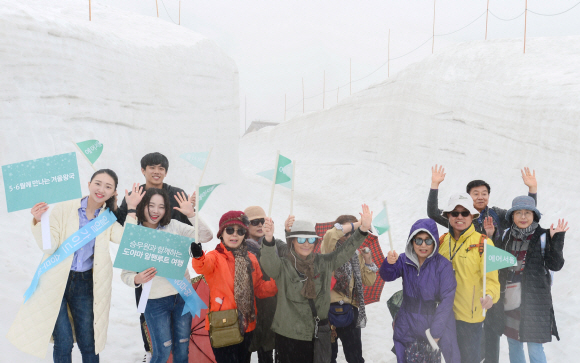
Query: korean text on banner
2 152 82 212
198 184 220 211
76 140 103 164
486 244 518 273
114 224 191 280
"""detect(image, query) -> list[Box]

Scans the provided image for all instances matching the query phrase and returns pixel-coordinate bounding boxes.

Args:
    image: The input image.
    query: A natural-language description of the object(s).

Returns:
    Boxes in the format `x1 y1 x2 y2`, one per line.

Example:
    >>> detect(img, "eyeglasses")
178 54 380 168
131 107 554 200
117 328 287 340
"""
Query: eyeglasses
449 211 471 217
224 227 246 236
296 237 317 244
414 237 434 246
250 218 265 226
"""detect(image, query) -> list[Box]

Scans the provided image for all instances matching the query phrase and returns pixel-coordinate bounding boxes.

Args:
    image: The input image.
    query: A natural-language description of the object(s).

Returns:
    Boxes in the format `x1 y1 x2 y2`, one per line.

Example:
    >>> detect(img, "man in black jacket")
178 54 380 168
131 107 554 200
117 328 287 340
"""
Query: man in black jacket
114 152 192 363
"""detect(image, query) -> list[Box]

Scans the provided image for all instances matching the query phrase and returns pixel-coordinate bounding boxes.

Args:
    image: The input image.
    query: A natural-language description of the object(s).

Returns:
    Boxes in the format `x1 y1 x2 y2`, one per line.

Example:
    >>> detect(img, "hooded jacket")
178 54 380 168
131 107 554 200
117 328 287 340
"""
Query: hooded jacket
438 224 500 323
380 218 460 363
191 242 278 332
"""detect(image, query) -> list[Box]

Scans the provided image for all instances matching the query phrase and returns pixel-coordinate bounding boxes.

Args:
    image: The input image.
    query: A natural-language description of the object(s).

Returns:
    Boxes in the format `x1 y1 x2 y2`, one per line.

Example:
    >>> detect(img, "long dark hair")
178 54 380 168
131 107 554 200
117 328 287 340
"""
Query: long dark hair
90 169 118 211
136 188 172 227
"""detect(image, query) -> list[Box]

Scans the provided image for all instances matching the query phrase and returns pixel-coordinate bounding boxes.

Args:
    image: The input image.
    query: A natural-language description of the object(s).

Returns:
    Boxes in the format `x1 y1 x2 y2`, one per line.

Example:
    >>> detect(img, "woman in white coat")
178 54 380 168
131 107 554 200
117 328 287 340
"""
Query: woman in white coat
121 188 213 363
7 169 144 362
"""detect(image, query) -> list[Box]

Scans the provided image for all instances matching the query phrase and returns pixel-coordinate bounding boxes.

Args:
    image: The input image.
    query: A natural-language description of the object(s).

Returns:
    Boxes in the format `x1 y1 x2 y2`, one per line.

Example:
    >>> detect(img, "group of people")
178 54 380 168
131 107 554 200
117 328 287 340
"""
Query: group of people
6 152 567 363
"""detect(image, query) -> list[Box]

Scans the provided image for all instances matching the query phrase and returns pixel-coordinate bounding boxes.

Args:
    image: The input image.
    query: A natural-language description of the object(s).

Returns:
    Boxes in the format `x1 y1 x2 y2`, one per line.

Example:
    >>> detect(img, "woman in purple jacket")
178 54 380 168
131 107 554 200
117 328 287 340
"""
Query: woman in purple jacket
380 218 460 363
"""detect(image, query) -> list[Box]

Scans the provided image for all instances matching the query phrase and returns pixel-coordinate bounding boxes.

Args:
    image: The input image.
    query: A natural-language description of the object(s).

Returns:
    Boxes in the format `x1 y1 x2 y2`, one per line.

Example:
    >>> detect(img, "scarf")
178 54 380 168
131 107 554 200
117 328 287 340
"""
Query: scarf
510 221 538 242
286 245 317 299
225 242 255 335
333 236 367 328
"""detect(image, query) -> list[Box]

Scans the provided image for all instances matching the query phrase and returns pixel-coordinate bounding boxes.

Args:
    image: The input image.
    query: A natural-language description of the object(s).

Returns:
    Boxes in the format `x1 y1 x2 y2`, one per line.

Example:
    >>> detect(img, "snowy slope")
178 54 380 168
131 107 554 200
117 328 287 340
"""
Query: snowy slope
1 0 579 361
240 36 580 362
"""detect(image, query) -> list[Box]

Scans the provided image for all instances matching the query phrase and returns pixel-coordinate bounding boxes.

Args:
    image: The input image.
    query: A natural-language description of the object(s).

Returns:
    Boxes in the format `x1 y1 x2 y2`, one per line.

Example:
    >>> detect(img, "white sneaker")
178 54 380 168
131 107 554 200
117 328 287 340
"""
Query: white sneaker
142 352 152 363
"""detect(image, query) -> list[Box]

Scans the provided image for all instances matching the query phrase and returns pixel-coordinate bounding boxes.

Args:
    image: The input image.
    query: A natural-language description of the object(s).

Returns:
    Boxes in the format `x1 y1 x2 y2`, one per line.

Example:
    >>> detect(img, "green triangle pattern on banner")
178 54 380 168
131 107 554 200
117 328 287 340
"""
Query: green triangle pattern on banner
372 207 390 235
486 244 518 273
275 154 292 184
198 184 220 211
180 151 209 170
76 140 103 164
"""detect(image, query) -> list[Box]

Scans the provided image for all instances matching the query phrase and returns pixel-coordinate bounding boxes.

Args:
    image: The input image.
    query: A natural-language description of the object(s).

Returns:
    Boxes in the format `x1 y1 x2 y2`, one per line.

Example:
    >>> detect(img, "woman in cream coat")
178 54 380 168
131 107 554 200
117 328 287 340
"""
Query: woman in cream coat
7 169 144 362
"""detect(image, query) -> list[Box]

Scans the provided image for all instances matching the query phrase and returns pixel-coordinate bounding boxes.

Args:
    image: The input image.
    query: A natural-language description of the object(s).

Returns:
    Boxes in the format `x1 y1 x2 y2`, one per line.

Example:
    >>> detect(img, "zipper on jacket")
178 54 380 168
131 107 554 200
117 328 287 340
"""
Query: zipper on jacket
471 286 475 318
405 261 420 276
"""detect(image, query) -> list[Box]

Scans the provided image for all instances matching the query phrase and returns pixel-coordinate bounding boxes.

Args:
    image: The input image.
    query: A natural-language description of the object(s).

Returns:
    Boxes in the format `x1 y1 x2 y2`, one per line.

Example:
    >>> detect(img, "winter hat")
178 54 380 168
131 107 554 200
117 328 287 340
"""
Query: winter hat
244 206 267 221
505 195 541 222
287 220 321 239
442 193 480 218
217 211 250 239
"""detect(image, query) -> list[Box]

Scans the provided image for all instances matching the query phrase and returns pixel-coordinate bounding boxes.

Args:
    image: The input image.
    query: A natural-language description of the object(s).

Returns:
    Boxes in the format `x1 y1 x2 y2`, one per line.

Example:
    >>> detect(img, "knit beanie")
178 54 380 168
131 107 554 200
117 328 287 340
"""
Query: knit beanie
217 211 250 239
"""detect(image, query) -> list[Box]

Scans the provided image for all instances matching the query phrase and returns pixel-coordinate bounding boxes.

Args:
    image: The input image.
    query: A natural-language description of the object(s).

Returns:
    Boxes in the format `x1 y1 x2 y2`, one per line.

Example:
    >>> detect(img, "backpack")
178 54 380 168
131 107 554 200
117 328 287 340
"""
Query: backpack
439 232 487 256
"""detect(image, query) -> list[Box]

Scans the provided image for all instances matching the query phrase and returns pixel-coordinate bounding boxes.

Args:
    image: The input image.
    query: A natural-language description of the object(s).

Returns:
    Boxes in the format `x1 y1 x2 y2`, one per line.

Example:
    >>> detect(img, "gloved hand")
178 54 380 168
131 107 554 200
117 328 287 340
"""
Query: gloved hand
190 242 203 258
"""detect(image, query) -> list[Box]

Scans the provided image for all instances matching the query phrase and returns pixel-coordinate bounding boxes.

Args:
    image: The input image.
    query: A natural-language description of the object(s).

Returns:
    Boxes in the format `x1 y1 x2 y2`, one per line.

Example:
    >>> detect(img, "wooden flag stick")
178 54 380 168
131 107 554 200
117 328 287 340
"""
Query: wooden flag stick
89 0 92 21
388 29 390 77
268 150 280 218
482 239 488 317
71 140 97 171
285 94 287 121
156 0 159 17
290 161 296 216
485 0 490 40
302 78 305 114
195 147 212 248
384 201 394 251
179 0 181 25
432 0 436 54
523 0 528 53
349 58 352 95
323 70 325 109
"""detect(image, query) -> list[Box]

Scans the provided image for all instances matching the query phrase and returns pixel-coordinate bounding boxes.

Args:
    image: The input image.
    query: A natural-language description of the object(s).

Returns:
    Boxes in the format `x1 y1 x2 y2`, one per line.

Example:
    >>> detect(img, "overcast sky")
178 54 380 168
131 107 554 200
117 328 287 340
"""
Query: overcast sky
97 0 580 133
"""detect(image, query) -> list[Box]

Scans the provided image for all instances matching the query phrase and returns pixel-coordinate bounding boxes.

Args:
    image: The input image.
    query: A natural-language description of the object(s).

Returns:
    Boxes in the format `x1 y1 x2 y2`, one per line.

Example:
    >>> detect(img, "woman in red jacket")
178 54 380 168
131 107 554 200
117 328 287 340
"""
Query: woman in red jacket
190 211 278 363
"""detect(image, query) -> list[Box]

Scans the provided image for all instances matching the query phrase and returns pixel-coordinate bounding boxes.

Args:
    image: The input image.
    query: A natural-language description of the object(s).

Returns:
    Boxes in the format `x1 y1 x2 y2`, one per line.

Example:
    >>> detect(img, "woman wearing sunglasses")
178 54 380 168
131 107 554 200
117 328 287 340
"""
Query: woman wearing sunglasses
120 188 213 363
259 204 373 363
380 218 460 363
190 211 278 363
438 193 500 363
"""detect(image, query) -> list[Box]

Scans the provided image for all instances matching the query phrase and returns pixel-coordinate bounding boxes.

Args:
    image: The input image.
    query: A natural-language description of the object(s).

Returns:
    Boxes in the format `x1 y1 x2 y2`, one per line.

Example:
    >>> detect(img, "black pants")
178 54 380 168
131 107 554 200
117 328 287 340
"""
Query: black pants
275 333 314 363
212 332 253 363
481 321 500 363
246 347 274 363
455 320 483 363
135 285 151 352
331 307 364 363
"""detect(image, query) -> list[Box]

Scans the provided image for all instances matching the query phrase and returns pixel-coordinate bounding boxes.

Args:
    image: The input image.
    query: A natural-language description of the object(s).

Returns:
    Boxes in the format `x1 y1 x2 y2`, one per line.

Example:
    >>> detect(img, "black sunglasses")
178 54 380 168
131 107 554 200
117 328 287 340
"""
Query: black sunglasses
250 218 265 226
449 211 471 217
414 237 434 246
224 227 247 236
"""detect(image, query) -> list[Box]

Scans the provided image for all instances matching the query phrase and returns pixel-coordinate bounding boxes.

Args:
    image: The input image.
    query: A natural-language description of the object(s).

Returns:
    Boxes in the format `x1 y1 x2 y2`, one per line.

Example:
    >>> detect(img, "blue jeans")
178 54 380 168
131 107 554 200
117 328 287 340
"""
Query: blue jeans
507 337 547 363
52 270 99 363
455 320 482 363
144 294 192 363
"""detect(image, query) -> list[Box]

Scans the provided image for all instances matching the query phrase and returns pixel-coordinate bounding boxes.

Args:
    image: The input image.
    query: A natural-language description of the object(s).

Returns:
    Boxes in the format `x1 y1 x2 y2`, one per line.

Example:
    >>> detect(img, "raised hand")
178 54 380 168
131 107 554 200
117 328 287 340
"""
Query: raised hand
483 216 495 238
263 217 275 242
362 247 373 264
521 167 537 193
431 164 446 189
134 267 157 285
174 191 196 218
31 202 50 223
125 183 145 209
550 219 569 238
285 215 295 232
359 204 373 232
387 250 399 264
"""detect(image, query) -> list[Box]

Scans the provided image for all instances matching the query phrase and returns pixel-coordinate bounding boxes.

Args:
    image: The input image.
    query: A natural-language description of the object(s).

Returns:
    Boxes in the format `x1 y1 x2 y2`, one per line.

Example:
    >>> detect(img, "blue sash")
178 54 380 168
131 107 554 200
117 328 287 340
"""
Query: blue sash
167 277 208 317
24 210 117 302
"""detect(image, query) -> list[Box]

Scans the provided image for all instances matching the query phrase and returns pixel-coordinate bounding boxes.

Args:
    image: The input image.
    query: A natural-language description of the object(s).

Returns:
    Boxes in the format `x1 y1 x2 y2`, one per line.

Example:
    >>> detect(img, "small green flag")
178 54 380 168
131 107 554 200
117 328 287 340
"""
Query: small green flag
372 207 390 235
257 154 293 189
198 184 220 211
76 140 103 164
485 244 517 273
180 151 209 170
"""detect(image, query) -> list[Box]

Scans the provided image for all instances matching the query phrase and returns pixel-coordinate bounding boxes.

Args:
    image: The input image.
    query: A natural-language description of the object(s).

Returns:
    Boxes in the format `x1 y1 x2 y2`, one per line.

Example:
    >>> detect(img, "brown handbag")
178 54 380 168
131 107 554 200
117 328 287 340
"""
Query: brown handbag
208 309 244 348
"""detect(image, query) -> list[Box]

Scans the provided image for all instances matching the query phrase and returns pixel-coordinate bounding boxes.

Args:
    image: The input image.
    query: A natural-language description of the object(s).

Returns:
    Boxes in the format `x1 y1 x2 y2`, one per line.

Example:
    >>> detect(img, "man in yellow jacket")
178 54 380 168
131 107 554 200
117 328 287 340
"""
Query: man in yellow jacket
438 193 500 363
